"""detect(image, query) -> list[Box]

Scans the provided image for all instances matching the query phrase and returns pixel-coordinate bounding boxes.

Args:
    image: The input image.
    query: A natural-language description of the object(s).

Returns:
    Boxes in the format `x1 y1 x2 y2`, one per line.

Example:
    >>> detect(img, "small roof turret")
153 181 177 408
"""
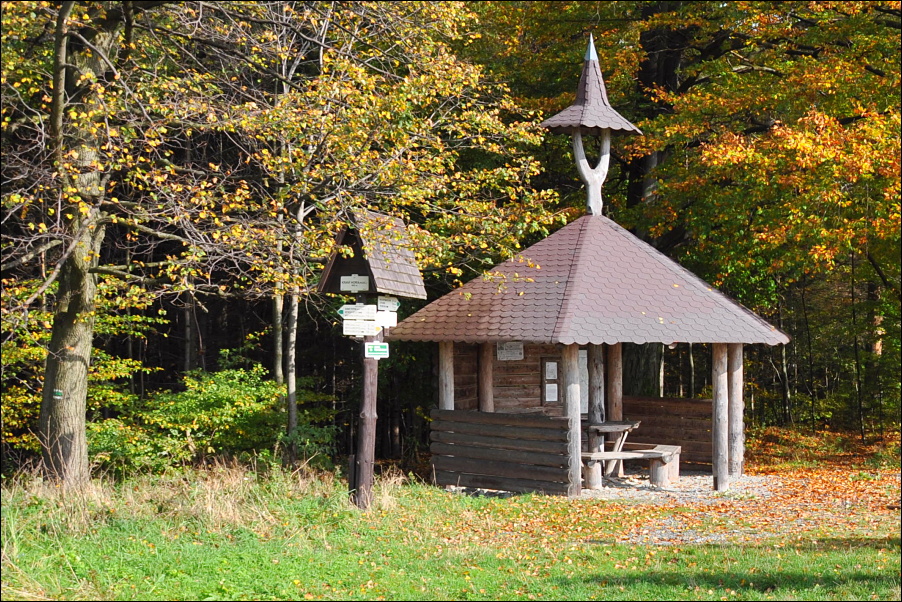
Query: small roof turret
539 34 641 136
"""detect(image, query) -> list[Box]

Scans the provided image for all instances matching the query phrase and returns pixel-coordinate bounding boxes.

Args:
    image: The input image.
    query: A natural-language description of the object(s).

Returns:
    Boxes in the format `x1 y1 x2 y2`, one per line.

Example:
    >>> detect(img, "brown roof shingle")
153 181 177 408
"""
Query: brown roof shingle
355 210 427 300
387 215 788 345
318 210 426 300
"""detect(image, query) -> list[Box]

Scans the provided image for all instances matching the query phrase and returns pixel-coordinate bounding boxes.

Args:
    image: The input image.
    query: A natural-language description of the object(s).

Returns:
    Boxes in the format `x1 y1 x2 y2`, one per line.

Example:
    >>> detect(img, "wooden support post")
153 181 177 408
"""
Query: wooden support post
728 343 744 478
606 343 623 420
351 331 381 509
712 343 730 491
606 343 624 476
584 344 605 489
478 342 494 412
438 341 454 411
561 344 582 497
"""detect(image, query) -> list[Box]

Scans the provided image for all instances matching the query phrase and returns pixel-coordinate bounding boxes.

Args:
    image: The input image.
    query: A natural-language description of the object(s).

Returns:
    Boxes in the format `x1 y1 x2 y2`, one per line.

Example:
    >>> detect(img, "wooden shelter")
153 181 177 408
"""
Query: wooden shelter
388 37 789 497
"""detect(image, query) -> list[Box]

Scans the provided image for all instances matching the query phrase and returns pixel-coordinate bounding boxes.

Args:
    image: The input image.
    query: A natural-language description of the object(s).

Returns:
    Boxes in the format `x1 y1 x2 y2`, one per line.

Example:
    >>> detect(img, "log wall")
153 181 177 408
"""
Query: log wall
454 343 561 412
621 396 713 465
453 344 478 410
430 409 572 495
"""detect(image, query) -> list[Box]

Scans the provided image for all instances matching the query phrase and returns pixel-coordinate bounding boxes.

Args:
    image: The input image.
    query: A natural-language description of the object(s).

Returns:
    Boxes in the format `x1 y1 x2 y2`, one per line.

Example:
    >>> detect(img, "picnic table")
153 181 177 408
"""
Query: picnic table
583 420 641 476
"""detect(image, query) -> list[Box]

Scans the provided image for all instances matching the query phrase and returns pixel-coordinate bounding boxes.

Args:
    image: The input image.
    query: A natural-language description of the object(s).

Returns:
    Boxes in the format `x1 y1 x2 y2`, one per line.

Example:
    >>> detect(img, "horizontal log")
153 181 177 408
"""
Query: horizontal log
432 420 567 441
494 361 541 374
431 431 570 455
433 470 570 496
630 414 711 433
628 433 711 449
494 398 543 410
430 442 568 468
431 409 569 429
494 374 541 386
628 432 711 446
625 396 713 407
623 401 712 417
624 410 712 422
430 420 569 442
623 404 711 420
629 432 712 447
494 386 542 399
627 421 711 434
623 409 711 419
432 456 569 483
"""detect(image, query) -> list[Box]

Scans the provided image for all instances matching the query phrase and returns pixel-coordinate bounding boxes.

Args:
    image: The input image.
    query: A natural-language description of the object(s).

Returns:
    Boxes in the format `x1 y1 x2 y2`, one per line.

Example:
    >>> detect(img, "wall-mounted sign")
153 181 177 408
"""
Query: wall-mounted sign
496 341 524 361
339 274 370 293
343 321 382 337
364 342 390 359
337 304 377 320
377 296 400 312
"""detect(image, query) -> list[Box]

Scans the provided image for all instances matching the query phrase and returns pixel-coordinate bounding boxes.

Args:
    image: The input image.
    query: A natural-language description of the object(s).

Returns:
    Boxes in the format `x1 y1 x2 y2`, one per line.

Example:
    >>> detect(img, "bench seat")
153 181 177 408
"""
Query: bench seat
581 444 681 487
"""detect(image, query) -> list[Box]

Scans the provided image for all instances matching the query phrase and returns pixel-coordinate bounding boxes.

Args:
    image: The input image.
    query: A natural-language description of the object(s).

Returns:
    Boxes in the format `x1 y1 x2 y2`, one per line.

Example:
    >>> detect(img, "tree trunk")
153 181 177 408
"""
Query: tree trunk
39 223 106 485
618 8 686 399
273 293 284 384
285 289 298 464
623 343 664 397
39 2 122 486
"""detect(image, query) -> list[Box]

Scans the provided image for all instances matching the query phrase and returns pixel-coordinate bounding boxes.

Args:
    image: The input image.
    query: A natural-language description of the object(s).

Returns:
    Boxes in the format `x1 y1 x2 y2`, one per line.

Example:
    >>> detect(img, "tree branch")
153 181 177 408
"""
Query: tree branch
1 239 64 272
866 251 902 302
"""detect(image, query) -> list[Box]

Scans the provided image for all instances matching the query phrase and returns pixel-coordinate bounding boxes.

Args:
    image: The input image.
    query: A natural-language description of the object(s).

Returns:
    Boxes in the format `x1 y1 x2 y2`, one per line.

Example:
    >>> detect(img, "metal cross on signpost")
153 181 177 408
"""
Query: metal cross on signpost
317 211 426 510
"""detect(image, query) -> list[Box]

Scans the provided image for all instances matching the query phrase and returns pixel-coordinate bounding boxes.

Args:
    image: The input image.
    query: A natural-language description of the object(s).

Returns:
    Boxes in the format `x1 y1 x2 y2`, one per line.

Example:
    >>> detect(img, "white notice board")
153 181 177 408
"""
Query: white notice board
496 342 524 361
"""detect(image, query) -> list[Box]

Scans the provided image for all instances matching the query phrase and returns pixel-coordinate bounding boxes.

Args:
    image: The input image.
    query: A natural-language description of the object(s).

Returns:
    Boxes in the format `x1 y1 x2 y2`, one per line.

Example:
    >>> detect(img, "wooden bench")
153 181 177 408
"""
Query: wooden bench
581 442 681 487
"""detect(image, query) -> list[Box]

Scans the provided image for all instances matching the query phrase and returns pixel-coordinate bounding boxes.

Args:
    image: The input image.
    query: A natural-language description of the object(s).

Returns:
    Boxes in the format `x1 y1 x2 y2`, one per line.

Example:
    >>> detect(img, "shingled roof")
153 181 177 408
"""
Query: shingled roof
318 210 426 300
539 35 642 136
388 215 788 345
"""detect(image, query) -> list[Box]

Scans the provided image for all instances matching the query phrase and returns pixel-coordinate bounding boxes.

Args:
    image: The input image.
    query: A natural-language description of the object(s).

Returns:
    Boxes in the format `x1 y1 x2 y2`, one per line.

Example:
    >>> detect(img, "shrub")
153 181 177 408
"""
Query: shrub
88 366 337 475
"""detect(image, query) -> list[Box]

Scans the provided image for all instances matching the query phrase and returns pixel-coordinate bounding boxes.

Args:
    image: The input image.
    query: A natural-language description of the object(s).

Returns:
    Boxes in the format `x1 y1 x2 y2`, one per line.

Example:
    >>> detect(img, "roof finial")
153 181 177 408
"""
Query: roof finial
585 33 598 61
539 35 642 216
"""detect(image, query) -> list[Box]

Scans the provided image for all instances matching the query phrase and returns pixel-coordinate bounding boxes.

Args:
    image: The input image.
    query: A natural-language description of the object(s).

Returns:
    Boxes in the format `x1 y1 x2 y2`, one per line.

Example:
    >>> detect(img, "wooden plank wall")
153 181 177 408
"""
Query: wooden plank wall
430 409 571 495
622 396 712 465
454 343 561 412
453 344 478 410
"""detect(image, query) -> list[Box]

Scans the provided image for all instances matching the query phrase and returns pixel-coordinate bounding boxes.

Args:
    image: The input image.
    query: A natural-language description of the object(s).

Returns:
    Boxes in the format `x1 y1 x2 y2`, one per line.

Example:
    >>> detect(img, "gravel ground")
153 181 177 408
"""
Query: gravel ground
577 466 775 505
449 466 776 507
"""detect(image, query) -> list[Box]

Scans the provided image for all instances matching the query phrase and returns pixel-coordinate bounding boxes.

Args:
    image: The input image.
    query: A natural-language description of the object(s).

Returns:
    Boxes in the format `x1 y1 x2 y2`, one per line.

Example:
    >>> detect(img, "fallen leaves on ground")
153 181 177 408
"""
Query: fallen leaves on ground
425 429 901 548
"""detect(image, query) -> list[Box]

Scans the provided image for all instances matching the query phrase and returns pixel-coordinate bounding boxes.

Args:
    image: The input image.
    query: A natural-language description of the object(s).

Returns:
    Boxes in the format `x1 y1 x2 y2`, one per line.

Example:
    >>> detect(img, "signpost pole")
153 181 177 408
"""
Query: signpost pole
351 292 382 510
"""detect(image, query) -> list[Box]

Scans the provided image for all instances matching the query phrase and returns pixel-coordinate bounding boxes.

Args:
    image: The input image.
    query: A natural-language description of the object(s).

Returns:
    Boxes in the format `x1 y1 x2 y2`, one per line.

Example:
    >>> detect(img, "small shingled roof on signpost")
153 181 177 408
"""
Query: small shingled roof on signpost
318 210 426 300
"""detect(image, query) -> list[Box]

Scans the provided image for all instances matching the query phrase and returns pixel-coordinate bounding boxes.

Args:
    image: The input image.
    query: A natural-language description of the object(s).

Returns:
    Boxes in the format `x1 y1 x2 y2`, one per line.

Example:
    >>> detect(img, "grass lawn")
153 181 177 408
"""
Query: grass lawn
2 428 899 601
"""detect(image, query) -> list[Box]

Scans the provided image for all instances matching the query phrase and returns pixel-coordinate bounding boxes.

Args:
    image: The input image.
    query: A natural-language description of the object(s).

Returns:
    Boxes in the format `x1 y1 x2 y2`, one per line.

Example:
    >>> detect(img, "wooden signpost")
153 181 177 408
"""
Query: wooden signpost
318 211 425 509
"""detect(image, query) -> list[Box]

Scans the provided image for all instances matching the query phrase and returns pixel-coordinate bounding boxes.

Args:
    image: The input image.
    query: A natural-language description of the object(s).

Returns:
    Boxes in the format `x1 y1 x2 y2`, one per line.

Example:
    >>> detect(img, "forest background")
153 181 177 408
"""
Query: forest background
1 1 899 484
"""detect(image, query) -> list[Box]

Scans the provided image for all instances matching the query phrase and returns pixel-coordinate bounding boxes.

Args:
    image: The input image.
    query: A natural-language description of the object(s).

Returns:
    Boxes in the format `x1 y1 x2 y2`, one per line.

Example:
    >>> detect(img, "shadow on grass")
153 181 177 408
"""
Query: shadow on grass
560 537 901 597
780 535 901 551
